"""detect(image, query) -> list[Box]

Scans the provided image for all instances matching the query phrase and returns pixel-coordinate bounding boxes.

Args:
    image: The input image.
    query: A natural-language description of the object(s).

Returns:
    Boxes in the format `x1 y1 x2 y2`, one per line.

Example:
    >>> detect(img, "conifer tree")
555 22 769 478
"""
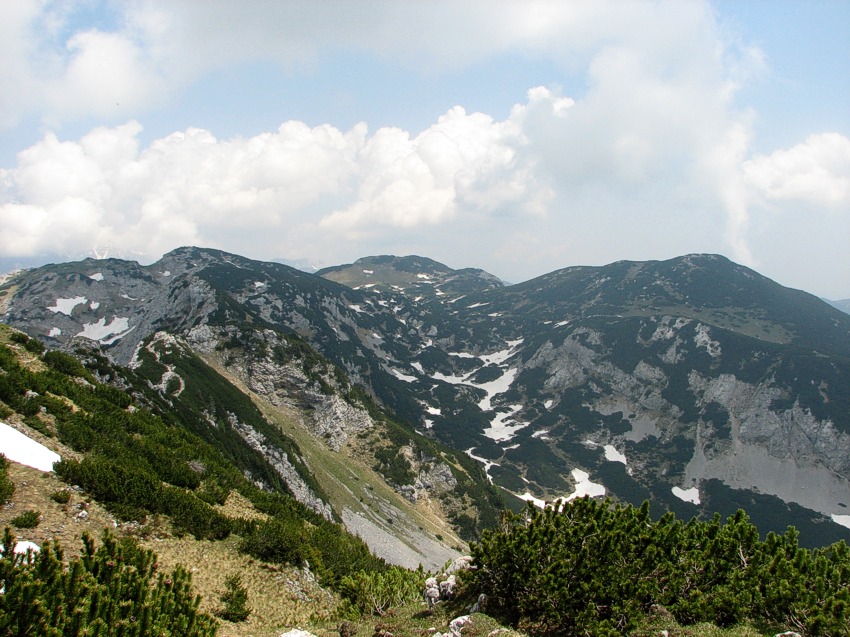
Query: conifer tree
217 573 251 622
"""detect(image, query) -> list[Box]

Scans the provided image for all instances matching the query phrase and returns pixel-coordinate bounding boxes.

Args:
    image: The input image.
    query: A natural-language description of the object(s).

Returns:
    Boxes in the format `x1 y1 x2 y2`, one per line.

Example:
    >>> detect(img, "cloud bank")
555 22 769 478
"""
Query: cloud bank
1 1 848 297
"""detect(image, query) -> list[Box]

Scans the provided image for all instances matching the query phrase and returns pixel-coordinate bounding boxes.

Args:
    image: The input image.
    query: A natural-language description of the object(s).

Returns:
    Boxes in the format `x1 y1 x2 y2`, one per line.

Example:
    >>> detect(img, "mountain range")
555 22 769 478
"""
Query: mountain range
2 246 849 550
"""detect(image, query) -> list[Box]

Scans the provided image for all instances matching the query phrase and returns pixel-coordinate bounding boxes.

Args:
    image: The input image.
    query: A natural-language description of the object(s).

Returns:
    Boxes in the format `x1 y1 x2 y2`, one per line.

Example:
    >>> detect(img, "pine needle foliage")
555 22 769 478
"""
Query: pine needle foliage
9 509 40 529
0 454 14 505
0 527 217 636
216 573 250 622
339 565 426 616
469 498 850 637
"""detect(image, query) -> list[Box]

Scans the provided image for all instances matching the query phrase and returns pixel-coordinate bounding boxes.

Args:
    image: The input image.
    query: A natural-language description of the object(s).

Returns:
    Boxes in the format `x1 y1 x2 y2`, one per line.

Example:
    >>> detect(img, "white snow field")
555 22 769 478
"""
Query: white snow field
0 422 61 471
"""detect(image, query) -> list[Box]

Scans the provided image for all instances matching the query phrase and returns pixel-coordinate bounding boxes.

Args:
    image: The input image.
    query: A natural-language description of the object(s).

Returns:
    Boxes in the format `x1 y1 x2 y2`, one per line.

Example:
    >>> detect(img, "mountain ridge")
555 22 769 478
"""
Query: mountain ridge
3 247 849 547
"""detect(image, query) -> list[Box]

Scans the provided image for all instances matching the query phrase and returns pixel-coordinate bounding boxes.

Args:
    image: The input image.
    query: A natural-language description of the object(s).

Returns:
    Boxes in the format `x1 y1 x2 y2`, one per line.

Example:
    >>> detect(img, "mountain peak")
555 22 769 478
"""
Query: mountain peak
317 255 503 299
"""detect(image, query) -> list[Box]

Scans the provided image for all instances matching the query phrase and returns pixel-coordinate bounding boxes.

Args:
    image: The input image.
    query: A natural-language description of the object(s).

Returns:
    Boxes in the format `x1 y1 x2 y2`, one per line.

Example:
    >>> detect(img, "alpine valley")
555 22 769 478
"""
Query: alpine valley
3 246 850 554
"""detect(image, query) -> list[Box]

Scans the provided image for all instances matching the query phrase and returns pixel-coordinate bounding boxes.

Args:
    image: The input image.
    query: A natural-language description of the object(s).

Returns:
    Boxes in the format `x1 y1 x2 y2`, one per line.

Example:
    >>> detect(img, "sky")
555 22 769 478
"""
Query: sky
1 1 849 299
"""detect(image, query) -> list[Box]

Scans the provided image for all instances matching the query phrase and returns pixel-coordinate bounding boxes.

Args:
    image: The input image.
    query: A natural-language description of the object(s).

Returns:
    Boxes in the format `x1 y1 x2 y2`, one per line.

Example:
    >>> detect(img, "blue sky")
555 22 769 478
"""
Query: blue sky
1 0 848 299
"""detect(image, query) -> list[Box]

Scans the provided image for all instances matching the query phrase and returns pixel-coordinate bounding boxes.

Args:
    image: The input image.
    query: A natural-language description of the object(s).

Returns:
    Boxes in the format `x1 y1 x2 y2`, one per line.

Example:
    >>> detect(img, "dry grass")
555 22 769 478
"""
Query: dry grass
141 534 339 637
0 455 121 561
0 428 342 637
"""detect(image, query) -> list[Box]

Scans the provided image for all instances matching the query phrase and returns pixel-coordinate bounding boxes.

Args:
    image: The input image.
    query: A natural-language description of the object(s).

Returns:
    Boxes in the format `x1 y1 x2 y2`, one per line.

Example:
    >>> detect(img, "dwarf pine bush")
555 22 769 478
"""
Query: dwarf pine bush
469 498 850 637
216 573 251 622
0 527 218 636
0 454 14 505
339 565 425 616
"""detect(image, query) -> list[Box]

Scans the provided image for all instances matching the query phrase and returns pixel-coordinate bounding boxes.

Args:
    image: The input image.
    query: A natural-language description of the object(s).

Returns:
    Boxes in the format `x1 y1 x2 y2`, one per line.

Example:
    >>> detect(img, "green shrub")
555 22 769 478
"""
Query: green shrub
50 489 72 504
197 478 230 506
9 332 45 354
10 510 40 529
306 522 386 586
54 455 163 517
238 517 305 566
216 573 251 622
0 527 217 636
339 566 425 616
161 486 231 541
0 454 14 505
469 499 850 636
42 350 89 378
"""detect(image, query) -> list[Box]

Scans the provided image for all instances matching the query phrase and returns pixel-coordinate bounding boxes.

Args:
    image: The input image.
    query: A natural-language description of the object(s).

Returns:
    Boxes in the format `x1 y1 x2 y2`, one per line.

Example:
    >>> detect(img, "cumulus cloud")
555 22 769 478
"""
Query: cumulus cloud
0 105 551 263
743 133 850 207
6 84 841 280
1 0 847 296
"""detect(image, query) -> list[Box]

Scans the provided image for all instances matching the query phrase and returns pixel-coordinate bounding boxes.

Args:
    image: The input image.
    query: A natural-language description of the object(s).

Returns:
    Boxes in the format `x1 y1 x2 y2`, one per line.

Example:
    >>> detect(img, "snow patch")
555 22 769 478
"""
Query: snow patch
12 541 41 555
832 514 850 530
476 367 518 411
672 486 700 505
160 270 171 277
518 492 547 508
431 370 468 385
483 404 526 442
544 399 554 409
48 327 61 337
447 351 476 359
254 281 265 288
48 296 87 316
515 471 606 510
89 301 100 310
0 422 61 471
566 469 606 500
388 367 417 383
362 269 374 274
76 316 135 344
480 339 523 366
465 448 498 483
88 272 103 281
604 445 627 465
348 304 365 313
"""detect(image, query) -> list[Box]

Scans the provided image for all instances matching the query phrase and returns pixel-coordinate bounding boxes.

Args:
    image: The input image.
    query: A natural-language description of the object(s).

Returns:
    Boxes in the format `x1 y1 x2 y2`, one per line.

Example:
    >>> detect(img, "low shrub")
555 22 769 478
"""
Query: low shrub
0 527 217 636
238 517 305 566
216 573 251 622
0 454 14 504
50 490 71 504
339 566 425 616
10 510 40 529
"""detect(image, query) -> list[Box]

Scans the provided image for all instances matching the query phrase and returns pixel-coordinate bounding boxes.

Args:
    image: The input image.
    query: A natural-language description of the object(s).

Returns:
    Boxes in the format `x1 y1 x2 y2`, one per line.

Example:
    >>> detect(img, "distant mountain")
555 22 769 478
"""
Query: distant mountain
3 247 849 547
826 298 850 315
318 255 504 299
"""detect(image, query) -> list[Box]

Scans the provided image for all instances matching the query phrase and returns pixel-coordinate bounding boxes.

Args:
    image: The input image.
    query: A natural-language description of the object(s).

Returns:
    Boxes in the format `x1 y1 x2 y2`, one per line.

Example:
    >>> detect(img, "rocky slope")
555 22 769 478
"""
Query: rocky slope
3 248 849 546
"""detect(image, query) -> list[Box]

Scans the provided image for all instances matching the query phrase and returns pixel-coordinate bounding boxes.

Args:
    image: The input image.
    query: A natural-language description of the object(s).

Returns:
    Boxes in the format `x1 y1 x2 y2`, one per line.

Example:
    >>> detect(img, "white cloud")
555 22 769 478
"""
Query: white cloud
50 29 164 120
0 105 546 262
1 1 847 297
743 133 850 207
319 106 541 235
